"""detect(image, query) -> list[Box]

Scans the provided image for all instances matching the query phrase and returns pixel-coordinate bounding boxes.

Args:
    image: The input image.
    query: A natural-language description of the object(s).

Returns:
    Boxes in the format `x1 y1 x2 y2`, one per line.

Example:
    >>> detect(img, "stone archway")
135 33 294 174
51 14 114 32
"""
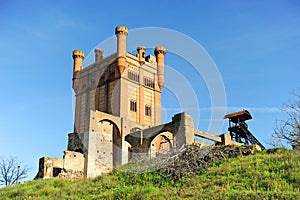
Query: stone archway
149 131 174 157
94 111 122 132
98 119 122 168
125 112 195 158
125 123 176 154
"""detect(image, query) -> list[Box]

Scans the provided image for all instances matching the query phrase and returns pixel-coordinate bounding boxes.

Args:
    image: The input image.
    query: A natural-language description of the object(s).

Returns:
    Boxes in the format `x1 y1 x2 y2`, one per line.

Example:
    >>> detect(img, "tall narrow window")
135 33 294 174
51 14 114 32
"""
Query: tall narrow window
143 77 154 88
130 100 137 112
128 70 139 82
145 105 151 116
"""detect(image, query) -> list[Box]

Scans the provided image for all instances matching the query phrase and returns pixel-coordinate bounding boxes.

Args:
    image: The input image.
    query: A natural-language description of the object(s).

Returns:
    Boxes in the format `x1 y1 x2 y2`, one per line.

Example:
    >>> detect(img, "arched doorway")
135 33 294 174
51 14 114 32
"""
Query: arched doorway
149 131 174 158
98 120 122 168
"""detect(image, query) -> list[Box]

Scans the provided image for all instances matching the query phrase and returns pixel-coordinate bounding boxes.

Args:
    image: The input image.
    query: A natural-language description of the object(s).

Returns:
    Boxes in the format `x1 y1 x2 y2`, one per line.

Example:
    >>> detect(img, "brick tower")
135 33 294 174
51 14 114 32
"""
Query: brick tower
68 26 167 177
72 26 165 135
36 26 238 179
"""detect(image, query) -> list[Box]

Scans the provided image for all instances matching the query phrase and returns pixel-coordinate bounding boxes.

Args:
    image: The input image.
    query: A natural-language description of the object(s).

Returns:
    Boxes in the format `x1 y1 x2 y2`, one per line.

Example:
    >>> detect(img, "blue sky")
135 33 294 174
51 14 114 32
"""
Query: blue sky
0 0 299 180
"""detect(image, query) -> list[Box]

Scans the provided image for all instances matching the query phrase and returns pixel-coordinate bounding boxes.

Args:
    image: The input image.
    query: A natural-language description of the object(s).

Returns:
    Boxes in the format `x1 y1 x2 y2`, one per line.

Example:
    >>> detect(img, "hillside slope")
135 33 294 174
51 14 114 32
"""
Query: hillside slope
0 146 299 199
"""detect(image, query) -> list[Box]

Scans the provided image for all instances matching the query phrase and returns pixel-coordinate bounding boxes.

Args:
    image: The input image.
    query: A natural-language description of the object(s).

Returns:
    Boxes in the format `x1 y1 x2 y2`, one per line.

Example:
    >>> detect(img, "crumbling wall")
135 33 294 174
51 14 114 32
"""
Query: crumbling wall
35 157 63 179
68 132 84 153
36 151 84 179
172 113 195 147
63 151 84 171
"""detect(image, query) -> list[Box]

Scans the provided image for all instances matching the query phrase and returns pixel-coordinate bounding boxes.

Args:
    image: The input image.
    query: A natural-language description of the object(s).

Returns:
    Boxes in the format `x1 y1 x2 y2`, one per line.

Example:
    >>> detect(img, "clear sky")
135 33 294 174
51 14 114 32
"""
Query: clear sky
0 0 299 180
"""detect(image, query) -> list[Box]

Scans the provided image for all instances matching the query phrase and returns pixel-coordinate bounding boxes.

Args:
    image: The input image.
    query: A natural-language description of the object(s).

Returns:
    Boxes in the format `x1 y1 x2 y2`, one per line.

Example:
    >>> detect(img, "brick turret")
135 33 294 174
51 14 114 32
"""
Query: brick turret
154 46 166 91
115 26 128 74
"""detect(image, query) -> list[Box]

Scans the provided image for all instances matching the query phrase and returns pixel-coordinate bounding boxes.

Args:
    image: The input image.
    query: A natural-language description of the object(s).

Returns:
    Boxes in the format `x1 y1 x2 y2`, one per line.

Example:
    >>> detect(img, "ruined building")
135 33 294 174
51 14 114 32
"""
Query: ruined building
35 26 263 179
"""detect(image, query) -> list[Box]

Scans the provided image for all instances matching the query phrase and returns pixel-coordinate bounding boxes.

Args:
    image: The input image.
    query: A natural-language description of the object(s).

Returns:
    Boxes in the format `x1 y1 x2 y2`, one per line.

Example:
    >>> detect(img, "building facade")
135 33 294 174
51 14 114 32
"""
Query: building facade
35 26 179 179
35 26 245 179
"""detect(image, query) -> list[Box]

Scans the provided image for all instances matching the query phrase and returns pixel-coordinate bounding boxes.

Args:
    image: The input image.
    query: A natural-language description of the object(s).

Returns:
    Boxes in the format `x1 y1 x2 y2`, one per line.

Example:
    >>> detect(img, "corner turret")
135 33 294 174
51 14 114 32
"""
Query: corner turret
115 26 128 74
94 48 103 64
154 46 166 90
72 50 84 78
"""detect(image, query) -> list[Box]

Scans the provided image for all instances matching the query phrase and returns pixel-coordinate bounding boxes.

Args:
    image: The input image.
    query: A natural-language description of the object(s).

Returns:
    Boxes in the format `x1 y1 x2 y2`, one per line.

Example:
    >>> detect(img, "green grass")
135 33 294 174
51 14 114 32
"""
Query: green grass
1 149 300 199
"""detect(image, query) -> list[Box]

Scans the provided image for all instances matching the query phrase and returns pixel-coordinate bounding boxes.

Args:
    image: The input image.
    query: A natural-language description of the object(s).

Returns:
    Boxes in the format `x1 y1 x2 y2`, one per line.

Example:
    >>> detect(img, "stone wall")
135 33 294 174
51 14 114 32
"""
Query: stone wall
63 151 84 171
35 151 84 179
35 157 63 179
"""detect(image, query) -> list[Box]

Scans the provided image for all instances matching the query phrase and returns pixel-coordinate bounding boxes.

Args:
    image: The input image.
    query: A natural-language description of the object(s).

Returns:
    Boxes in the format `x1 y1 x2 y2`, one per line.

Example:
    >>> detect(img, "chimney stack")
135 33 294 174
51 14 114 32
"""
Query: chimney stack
94 48 104 64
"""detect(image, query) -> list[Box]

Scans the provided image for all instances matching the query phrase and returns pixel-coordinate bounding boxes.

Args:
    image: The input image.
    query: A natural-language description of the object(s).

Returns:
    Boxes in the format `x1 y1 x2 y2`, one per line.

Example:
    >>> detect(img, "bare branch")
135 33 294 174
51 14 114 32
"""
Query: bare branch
0 157 30 186
272 90 300 149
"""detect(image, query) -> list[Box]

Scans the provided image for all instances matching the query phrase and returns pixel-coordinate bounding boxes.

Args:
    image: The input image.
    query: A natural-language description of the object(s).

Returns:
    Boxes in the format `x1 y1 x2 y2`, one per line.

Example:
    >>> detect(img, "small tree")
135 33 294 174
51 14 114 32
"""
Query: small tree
272 91 300 149
0 157 29 186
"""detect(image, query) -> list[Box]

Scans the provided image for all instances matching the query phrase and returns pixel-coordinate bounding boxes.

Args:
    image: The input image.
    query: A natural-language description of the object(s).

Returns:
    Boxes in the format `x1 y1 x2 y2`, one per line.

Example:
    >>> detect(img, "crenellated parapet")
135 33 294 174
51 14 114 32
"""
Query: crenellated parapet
154 46 166 55
115 26 128 36
72 50 84 74
72 50 85 92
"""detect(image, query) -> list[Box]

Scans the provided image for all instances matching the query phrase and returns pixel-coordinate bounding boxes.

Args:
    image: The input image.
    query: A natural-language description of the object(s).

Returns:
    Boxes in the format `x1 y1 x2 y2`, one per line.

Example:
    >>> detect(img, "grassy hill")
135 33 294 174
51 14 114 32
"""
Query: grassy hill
0 147 300 199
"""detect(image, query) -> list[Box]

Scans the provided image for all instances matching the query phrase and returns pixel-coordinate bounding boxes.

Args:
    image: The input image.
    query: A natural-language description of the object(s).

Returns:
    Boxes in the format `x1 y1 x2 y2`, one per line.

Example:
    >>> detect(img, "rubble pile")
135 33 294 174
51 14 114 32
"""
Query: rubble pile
124 144 258 181
162 144 257 180
58 169 84 179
